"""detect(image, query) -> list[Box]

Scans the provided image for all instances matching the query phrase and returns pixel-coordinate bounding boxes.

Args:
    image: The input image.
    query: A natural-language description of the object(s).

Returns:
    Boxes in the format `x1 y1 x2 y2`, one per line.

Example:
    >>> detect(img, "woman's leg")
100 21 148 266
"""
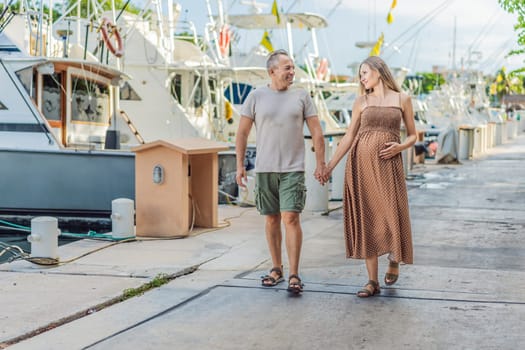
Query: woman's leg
357 256 380 297
364 256 379 283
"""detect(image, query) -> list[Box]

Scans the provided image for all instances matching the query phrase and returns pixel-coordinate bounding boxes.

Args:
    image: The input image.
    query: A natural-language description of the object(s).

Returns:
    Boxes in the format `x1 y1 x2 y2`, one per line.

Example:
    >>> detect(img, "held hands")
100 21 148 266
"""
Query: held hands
314 142 402 185
315 163 332 186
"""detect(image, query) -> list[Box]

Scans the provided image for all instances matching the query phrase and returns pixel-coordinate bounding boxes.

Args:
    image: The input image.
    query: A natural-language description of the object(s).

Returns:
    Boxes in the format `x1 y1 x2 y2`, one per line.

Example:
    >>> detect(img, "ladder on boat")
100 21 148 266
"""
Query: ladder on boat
120 110 145 145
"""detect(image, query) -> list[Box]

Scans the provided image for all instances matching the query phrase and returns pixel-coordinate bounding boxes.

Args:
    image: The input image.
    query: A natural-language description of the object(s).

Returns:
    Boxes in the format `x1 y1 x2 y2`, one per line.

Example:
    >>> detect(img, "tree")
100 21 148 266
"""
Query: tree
498 0 525 73
0 1 61 21
0 1 141 21
488 66 525 105
403 73 445 95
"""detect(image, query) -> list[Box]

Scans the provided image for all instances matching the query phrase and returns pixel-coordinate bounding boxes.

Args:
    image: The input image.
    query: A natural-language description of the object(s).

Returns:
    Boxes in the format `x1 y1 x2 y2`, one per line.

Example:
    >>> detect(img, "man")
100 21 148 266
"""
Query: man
235 49 326 294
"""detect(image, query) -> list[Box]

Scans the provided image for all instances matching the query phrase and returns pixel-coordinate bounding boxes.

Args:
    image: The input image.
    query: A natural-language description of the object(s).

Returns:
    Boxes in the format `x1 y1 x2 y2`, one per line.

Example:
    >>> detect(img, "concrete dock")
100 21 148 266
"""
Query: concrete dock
1 134 524 350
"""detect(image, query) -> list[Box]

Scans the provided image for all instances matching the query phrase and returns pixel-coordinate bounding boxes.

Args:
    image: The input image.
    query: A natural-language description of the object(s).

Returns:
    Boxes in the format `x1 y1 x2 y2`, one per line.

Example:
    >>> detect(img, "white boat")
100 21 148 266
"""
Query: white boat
0 11 134 215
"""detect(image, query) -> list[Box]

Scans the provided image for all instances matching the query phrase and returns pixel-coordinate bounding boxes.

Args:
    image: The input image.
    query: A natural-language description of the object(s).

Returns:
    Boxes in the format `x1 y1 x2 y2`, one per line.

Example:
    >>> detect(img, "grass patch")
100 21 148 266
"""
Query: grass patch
121 273 171 299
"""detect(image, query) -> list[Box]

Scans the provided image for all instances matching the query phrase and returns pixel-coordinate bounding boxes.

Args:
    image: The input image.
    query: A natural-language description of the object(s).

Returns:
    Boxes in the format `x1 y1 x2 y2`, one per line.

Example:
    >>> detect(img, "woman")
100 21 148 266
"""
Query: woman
320 56 417 297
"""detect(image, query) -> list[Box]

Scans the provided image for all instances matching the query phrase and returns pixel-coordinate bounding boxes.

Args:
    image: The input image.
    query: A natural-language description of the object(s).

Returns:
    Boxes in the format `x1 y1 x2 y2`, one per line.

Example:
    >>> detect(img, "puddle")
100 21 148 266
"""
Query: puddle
419 182 452 189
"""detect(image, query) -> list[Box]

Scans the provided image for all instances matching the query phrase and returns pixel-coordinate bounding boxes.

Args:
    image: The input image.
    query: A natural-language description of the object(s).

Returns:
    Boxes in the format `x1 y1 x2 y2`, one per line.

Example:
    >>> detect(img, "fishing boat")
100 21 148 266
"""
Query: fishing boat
0 8 134 216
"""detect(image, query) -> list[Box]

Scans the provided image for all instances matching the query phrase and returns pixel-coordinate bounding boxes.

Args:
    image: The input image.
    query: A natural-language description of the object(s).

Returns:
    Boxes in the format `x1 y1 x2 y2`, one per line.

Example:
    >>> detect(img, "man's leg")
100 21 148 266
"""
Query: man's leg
282 211 302 279
265 213 283 273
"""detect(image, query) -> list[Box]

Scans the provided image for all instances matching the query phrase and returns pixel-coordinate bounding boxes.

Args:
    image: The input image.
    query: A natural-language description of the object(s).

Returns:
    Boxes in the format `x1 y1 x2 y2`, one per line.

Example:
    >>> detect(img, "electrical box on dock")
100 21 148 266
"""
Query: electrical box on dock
133 139 228 237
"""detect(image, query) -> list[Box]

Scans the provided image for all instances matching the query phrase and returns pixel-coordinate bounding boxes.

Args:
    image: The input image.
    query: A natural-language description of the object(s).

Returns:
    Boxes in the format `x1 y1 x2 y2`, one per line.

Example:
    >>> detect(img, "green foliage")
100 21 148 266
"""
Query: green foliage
488 66 525 105
403 72 445 95
498 0 525 72
121 273 171 299
0 1 62 21
0 0 141 21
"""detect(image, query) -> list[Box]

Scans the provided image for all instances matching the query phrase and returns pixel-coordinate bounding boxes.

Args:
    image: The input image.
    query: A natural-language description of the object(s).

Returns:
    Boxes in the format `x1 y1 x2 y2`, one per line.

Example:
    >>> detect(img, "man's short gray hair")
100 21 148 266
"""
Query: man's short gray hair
266 49 290 70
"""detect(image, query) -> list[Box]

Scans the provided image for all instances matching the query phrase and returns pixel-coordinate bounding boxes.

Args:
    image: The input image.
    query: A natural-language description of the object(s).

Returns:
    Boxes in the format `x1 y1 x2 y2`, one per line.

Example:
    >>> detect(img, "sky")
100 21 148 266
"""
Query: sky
134 0 523 77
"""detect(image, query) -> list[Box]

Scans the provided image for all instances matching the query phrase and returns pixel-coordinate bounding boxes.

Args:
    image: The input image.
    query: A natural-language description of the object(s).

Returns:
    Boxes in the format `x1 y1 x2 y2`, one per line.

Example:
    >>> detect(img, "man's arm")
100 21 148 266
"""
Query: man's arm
235 116 254 188
305 116 326 181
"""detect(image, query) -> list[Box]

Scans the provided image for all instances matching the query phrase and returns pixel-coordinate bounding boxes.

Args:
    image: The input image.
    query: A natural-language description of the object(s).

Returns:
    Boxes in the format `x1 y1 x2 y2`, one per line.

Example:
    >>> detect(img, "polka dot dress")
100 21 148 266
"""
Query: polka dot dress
343 104 413 264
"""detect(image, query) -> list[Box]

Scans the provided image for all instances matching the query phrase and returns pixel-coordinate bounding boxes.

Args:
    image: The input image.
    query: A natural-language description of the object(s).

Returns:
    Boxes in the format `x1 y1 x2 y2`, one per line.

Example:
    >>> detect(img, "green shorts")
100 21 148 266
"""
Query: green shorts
255 172 306 215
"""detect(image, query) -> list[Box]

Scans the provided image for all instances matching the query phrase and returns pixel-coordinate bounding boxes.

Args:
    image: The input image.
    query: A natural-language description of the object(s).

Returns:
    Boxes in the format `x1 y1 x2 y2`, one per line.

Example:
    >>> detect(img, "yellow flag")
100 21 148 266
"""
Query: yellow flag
369 33 384 56
391 0 397 9
260 30 274 52
386 11 393 24
272 0 281 25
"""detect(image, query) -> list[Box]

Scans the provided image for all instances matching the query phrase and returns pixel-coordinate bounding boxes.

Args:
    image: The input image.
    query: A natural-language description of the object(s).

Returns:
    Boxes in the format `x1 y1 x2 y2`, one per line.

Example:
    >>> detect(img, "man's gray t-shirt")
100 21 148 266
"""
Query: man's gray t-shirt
240 86 317 173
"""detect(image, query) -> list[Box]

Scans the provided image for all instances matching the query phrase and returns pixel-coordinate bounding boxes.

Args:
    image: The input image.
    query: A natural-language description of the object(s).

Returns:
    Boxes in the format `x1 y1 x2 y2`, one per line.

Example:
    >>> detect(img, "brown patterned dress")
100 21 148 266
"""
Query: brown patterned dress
343 98 413 264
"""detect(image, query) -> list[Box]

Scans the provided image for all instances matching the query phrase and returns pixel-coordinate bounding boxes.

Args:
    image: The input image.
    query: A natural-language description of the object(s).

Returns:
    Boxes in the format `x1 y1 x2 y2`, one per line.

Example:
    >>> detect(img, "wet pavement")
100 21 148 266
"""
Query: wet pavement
1 133 524 350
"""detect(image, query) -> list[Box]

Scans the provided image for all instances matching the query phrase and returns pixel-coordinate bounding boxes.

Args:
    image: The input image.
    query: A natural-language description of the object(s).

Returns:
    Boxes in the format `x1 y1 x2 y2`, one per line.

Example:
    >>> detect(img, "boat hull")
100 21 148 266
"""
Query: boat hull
0 149 135 215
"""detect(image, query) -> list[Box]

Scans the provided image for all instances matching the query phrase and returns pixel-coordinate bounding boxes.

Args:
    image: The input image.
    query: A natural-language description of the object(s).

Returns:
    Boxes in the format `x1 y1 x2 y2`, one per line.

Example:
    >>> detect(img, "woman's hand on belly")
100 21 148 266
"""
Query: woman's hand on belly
379 142 401 160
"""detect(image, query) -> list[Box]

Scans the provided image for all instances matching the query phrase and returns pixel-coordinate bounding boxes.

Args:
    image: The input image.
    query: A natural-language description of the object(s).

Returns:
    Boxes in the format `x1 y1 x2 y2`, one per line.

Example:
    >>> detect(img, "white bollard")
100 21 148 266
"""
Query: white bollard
27 217 60 259
458 127 474 160
111 198 135 239
330 135 347 201
237 175 256 207
304 137 329 212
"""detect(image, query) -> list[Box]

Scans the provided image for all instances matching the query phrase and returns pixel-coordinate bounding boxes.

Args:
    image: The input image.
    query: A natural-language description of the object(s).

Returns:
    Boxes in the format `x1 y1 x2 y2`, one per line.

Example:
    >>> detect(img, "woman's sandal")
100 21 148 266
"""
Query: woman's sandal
384 261 399 286
356 280 381 298
261 266 284 287
287 274 304 294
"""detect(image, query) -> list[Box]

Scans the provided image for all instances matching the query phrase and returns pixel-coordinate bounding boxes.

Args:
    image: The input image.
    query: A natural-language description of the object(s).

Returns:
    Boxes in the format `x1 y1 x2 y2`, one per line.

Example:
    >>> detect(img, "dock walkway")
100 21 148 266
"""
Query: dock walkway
1 134 524 350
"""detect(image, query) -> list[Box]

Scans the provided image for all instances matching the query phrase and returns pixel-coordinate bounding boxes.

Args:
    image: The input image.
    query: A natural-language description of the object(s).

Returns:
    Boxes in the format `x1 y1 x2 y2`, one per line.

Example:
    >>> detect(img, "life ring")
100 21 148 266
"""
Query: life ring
316 58 329 81
218 25 231 58
100 17 124 58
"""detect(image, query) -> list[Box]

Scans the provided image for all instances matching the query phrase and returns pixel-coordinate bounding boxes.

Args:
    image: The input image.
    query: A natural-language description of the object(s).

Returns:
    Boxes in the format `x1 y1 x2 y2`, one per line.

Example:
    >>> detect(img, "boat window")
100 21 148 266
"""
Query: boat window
0 101 6 110
224 83 253 105
70 76 110 124
15 67 35 98
120 81 141 101
208 79 217 105
170 74 182 103
42 73 62 121
193 75 205 108
208 79 218 119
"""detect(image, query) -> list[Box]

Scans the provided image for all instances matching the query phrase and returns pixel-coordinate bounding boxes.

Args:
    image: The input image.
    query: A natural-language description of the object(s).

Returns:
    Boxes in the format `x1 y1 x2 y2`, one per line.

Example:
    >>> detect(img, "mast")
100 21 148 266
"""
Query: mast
452 16 456 70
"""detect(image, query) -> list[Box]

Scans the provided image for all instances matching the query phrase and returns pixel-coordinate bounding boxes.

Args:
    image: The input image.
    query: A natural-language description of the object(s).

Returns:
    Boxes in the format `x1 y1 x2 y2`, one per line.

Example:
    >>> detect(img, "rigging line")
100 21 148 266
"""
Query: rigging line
384 2 453 60
387 0 455 48
325 0 343 20
463 11 501 58
479 38 514 68
478 37 514 68
406 30 421 71
227 0 239 12
49 71 67 97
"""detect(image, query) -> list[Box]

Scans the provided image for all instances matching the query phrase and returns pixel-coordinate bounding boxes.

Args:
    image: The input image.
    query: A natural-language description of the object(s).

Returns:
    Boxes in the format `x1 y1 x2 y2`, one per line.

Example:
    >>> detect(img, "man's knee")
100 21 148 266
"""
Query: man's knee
281 212 300 226
266 213 281 226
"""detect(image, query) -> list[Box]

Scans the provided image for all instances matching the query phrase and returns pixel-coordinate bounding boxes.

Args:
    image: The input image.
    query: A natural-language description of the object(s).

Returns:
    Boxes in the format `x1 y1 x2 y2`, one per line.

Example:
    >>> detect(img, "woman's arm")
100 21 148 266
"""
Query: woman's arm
322 97 363 181
379 93 417 160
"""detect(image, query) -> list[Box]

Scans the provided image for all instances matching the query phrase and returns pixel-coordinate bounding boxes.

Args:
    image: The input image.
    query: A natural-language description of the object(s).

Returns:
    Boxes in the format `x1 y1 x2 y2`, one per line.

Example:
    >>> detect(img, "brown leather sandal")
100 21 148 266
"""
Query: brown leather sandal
357 280 380 298
384 261 399 286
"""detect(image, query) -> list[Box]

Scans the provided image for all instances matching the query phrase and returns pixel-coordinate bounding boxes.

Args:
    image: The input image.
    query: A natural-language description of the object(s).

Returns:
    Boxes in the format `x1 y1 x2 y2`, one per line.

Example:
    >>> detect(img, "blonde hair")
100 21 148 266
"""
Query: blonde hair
359 56 401 95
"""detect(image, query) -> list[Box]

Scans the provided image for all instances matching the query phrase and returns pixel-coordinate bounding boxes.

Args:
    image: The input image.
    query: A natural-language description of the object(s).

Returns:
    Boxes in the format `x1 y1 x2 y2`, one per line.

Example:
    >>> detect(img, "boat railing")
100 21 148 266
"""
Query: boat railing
0 3 16 34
